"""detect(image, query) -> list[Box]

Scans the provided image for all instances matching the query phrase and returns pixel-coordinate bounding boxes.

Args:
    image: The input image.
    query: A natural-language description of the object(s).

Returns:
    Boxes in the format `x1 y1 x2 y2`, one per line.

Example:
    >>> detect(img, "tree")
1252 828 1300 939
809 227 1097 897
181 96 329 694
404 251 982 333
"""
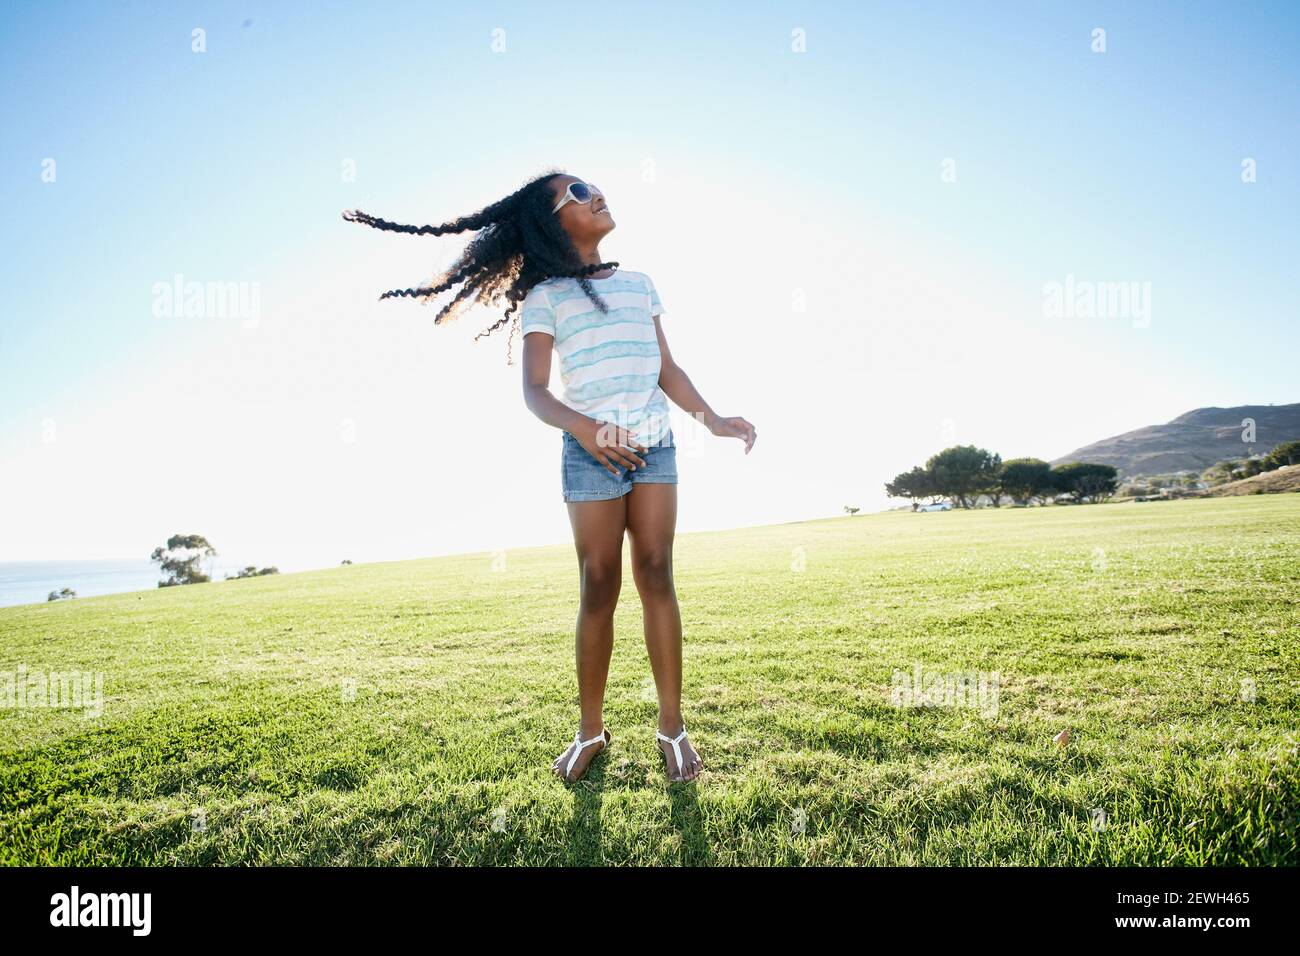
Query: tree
227 566 279 580
885 466 937 511
1264 440 1300 470
999 458 1054 506
843 505 860 515
1051 462 1118 504
151 534 216 587
926 446 1002 509
47 587 76 602
1203 460 1240 487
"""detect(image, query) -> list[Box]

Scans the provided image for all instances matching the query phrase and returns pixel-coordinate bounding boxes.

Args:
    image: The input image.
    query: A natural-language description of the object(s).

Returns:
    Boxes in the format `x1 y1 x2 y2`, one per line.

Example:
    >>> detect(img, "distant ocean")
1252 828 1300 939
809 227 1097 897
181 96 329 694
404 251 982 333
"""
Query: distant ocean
0 559 269 609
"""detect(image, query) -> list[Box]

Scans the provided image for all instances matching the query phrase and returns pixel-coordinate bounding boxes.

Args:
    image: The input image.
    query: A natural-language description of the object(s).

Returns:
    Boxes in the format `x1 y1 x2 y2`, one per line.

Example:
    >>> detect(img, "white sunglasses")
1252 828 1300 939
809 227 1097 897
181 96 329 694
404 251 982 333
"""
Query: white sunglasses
552 181 603 214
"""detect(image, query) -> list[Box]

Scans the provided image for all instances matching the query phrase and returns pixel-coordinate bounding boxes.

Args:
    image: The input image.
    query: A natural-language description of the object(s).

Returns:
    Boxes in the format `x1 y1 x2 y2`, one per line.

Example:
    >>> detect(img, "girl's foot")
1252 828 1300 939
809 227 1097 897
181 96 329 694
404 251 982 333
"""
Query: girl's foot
655 724 702 782
552 726 610 783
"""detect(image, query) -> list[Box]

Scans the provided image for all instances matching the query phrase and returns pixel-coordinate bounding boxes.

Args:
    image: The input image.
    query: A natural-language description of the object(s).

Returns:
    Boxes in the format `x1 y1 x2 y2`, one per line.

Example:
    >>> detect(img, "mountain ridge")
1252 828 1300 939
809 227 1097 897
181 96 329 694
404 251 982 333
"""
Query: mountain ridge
1052 403 1300 476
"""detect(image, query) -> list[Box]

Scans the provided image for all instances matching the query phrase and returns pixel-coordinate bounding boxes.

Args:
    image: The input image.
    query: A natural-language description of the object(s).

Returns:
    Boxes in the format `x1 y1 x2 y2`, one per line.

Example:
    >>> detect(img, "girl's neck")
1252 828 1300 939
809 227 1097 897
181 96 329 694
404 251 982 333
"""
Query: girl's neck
575 243 613 278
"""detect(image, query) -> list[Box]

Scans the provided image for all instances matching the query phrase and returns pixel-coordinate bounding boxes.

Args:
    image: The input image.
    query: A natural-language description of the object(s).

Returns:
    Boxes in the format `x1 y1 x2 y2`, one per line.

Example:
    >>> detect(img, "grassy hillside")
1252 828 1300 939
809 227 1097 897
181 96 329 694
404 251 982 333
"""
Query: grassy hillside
1210 464 1300 497
2 496 1298 866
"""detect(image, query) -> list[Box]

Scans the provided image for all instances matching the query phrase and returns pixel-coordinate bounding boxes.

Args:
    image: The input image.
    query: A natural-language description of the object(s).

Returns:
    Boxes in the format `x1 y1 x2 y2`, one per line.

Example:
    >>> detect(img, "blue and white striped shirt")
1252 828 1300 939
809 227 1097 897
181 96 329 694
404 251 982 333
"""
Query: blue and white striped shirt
520 269 671 446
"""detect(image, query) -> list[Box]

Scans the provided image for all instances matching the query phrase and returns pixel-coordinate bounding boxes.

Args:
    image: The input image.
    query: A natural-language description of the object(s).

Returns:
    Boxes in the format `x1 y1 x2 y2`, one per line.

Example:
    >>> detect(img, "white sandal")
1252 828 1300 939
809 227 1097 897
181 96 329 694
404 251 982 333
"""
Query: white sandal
560 727 610 781
655 725 697 781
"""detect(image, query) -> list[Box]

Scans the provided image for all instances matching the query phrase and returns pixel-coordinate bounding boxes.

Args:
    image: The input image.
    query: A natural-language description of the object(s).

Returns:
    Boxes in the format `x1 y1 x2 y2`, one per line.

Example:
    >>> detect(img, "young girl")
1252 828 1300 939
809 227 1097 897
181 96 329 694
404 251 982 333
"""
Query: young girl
343 171 756 783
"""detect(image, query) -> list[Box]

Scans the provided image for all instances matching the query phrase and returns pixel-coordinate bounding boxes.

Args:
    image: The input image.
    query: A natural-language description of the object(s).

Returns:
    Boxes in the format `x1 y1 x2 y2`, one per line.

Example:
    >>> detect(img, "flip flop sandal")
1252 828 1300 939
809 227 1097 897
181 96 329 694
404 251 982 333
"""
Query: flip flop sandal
655 725 697 782
561 727 611 782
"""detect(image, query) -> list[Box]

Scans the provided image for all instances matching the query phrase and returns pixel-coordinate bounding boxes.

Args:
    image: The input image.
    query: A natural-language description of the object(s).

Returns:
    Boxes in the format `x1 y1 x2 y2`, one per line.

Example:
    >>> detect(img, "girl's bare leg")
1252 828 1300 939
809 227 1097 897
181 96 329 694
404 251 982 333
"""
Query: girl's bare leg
552 495 627 780
625 482 701 781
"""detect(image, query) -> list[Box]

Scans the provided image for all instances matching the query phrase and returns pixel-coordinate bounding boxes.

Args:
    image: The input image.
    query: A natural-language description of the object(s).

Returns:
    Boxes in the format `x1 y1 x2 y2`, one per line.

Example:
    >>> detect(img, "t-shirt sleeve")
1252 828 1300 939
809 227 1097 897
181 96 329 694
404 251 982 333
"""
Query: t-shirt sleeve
520 284 557 337
646 274 665 318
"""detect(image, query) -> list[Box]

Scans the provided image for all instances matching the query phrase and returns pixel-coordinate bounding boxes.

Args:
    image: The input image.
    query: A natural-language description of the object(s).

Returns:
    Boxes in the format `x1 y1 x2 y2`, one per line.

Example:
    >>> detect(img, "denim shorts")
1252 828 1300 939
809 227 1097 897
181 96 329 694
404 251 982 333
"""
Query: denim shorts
561 428 678 502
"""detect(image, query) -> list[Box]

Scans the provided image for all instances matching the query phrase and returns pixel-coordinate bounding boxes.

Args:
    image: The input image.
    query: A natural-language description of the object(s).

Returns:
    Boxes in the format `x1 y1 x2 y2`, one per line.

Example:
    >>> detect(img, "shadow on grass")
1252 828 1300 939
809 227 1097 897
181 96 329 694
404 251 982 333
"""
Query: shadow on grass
667 781 712 865
565 754 608 865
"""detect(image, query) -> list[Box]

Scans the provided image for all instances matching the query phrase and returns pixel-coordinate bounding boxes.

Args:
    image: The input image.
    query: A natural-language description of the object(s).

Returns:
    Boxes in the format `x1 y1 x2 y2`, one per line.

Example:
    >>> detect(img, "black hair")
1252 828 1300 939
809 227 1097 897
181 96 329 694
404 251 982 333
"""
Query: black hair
342 170 618 359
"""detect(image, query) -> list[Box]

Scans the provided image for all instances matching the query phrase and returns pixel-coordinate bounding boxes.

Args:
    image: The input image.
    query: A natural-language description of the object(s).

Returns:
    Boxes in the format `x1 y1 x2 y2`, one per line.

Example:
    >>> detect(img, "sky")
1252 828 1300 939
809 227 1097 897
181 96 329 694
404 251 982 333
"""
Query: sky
1 1 1297 567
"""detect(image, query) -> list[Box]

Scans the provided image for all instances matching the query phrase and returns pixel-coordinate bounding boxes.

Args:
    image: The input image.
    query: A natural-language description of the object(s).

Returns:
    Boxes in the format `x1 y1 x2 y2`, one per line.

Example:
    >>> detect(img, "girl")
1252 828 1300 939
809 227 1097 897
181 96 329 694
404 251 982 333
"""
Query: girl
343 171 756 783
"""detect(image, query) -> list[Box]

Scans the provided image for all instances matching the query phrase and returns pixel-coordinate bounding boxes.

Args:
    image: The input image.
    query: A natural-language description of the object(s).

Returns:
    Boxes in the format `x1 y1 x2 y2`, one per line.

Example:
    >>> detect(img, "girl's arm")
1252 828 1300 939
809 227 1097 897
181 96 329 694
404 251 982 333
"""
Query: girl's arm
653 317 757 453
522 332 647 471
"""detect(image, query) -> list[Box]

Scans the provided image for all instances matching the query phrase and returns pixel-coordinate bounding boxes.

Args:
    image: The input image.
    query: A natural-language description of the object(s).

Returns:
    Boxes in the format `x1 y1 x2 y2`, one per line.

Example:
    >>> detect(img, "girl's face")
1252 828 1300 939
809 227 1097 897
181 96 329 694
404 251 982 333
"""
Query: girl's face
550 175 615 244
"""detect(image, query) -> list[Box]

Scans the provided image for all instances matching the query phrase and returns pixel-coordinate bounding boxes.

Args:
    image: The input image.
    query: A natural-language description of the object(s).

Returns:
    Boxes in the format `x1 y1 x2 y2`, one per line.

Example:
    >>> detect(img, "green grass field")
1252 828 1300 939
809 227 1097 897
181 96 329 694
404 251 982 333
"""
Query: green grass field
2 495 1298 866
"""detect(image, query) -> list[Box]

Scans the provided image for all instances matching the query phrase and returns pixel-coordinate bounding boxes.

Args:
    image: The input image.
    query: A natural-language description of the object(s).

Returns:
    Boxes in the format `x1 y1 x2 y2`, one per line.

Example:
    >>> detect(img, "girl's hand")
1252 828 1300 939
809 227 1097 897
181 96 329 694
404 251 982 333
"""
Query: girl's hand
575 420 648 475
709 415 757 453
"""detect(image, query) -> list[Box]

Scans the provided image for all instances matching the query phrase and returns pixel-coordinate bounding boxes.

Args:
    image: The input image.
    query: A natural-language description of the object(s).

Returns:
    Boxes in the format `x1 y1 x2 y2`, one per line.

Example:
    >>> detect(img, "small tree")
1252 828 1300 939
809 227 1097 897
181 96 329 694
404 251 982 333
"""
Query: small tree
227 566 279 580
885 466 936 511
843 505 860 515
151 534 216 587
47 587 76 602
1203 460 1239 487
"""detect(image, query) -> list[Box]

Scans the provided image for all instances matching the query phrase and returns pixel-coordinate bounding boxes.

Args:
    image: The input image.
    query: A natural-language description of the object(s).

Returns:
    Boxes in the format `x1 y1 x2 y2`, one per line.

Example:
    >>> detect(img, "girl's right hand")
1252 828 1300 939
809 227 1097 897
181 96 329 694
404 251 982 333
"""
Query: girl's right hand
575 420 648 475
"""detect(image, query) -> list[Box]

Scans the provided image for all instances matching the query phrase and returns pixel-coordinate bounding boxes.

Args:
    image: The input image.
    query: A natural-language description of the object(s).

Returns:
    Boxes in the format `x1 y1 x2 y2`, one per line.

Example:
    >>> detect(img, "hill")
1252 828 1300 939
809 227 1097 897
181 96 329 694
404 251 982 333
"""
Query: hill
1053 403 1300 476
2 496 1298 866
1209 463 1300 496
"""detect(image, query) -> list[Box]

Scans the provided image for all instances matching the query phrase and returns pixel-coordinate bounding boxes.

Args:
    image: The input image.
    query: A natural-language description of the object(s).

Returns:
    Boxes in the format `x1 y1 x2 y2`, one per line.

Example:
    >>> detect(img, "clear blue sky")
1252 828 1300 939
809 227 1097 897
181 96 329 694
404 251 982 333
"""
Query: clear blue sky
1 1 1297 563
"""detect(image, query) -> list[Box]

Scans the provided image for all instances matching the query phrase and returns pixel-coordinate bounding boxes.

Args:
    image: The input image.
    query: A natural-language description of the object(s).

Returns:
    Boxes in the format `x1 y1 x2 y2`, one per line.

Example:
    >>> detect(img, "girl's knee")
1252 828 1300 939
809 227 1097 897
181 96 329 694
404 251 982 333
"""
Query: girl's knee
632 549 674 596
579 558 622 611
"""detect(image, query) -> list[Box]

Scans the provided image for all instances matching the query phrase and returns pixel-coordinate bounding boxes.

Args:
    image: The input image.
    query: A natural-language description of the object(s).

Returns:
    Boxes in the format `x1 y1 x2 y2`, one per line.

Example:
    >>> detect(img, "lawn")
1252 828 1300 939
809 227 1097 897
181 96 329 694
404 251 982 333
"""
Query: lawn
2 495 1298 866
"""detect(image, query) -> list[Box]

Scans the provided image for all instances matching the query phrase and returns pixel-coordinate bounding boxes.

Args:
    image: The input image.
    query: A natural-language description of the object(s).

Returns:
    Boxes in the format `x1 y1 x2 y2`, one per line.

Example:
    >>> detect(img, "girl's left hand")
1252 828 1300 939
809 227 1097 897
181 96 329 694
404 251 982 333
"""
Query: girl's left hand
709 415 757 453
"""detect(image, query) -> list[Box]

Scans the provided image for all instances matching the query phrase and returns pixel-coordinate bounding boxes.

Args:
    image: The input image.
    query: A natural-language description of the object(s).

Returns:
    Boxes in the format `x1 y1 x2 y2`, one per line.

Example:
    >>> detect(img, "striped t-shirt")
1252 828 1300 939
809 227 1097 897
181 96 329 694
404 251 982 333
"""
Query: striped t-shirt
520 269 671 446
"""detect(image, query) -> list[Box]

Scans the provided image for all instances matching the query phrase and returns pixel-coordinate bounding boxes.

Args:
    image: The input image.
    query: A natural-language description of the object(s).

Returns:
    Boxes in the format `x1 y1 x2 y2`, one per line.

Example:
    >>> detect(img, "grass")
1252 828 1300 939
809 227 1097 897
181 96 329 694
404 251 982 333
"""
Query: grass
2 495 1298 866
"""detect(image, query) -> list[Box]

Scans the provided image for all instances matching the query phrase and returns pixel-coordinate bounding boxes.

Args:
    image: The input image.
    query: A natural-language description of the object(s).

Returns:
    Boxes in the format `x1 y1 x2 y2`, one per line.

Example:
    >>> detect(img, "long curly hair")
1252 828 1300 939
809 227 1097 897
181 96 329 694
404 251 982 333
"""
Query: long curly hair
342 170 618 359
